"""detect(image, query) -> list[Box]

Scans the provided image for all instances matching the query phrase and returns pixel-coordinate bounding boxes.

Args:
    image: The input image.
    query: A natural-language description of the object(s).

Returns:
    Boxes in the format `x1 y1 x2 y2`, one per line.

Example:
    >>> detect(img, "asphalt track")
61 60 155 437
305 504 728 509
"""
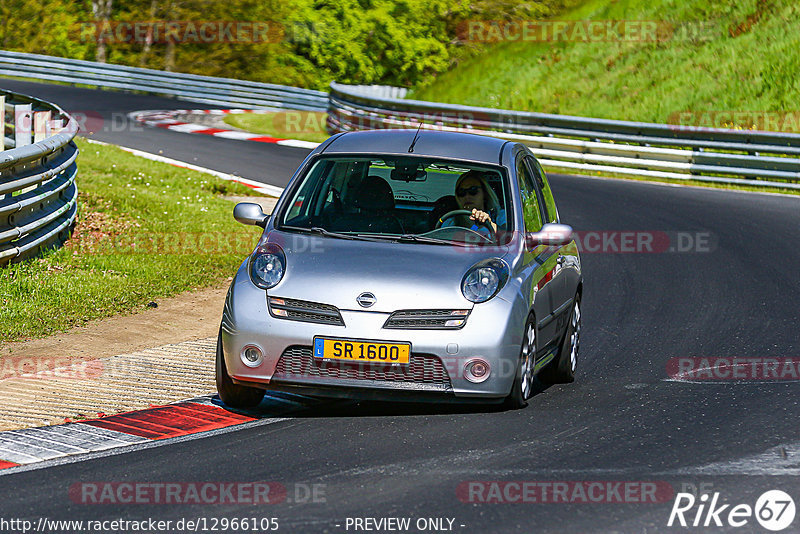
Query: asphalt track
2 79 799 533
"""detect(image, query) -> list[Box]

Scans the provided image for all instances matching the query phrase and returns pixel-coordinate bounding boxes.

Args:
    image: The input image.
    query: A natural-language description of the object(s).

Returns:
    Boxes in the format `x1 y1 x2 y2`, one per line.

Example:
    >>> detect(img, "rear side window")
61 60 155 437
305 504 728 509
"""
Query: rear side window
528 157 558 224
516 156 543 233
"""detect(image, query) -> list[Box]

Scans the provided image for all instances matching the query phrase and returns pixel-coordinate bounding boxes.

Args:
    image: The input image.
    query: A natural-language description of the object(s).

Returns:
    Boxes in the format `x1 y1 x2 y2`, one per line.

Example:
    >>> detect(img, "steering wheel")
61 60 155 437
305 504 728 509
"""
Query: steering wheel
434 209 496 240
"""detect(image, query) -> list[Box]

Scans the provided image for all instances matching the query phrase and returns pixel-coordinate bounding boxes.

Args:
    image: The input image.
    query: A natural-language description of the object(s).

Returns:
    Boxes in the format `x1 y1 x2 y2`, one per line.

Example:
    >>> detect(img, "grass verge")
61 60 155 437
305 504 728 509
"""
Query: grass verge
223 111 329 143
412 0 800 125
0 137 266 342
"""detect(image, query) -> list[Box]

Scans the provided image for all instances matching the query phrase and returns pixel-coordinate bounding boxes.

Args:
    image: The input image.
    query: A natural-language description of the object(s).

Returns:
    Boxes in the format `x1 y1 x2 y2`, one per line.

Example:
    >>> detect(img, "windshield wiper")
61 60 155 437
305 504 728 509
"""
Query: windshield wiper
281 226 384 242
356 233 466 246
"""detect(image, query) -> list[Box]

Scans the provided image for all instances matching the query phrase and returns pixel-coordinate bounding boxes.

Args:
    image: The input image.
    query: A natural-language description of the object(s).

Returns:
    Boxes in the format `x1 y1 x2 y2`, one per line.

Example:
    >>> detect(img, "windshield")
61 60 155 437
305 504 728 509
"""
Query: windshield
278 156 514 245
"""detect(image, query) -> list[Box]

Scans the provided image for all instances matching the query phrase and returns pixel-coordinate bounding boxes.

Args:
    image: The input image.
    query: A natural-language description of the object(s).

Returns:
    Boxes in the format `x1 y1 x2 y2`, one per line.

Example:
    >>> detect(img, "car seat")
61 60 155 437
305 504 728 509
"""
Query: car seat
428 195 459 229
331 176 404 234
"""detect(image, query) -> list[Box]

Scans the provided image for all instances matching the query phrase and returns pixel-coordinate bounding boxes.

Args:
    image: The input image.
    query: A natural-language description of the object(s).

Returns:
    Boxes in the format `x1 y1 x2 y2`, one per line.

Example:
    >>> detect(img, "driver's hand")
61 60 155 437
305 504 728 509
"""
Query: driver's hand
471 209 498 233
470 209 491 224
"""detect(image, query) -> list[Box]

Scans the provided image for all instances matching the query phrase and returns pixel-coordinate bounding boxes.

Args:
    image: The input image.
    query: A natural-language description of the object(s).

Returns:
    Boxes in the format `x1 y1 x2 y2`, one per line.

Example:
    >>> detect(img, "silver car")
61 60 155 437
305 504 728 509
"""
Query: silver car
217 130 582 409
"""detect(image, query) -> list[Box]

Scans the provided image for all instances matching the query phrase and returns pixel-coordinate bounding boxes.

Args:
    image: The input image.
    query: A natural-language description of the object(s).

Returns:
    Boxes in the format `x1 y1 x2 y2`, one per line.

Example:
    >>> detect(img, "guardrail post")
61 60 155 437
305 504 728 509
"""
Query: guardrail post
50 118 64 135
34 111 51 143
14 103 32 147
0 95 4 151
0 89 80 266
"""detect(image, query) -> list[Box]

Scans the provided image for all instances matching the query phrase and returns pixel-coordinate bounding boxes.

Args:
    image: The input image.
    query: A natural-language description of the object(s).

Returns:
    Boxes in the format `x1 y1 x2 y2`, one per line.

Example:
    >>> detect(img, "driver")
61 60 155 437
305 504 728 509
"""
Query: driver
441 170 506 236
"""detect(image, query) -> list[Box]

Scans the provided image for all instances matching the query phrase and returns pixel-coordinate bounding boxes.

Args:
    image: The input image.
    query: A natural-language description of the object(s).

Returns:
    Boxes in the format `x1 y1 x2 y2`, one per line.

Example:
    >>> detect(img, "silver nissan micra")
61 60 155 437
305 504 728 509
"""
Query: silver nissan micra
217 129 582 409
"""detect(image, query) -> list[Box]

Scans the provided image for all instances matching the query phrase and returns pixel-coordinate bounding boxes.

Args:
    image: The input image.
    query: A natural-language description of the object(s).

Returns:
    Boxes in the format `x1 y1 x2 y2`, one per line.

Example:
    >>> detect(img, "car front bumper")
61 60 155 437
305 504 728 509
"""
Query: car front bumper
221 262 528 400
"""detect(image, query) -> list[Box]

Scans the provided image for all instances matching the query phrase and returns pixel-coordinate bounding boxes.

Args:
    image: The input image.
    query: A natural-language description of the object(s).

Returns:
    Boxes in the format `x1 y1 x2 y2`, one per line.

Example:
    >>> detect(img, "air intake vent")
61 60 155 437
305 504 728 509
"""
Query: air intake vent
268 297 344 326
383 309 470 329
273 346 452 391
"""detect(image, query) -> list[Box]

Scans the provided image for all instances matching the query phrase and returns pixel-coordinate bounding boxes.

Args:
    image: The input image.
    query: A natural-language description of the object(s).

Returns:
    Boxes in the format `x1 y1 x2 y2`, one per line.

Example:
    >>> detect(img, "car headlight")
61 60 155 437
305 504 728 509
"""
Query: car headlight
461 258 509 303
249 244 285 289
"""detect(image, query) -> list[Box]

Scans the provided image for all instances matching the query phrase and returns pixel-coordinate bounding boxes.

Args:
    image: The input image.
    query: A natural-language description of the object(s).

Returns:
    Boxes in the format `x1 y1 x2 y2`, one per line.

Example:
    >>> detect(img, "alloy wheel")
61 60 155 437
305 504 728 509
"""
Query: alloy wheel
569 301 581 372
520 323 535 399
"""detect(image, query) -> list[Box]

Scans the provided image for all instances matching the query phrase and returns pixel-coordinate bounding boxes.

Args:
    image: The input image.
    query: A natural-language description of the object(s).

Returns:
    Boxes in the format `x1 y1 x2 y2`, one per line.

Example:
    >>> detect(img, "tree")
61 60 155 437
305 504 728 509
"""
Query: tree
91 0 113 62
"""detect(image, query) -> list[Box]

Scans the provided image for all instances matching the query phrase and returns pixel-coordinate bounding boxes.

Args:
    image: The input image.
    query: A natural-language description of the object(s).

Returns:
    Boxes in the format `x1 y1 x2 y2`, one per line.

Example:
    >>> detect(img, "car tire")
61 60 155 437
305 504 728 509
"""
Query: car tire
539 294 581 384
215 330 265 408
504 314 536 409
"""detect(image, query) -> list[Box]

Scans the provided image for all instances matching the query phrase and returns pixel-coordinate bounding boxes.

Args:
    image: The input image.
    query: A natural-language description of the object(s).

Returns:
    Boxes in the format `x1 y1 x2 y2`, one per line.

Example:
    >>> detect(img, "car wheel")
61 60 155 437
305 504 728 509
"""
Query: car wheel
505 315 536 409
215 330 265 408
540 295 581 384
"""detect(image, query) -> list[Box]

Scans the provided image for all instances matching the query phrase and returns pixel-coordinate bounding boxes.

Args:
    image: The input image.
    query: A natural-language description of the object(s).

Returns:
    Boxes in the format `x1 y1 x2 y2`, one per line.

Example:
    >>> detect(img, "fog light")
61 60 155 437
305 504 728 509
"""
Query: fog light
464 358 490 383
445 319 464 327
241 345 263 367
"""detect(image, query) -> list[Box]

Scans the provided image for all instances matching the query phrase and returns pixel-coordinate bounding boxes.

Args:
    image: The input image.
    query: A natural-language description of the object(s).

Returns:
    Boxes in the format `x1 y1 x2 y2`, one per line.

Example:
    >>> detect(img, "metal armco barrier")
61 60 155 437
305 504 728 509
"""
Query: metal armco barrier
3 50 799 190
328 82 800 190
1 89 78 266
0 50 327 111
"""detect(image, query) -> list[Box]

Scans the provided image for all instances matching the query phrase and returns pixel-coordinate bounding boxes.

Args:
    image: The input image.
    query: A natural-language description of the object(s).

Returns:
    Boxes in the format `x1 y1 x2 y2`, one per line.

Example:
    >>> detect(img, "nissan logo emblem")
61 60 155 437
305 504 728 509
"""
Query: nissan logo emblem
357 292 376 308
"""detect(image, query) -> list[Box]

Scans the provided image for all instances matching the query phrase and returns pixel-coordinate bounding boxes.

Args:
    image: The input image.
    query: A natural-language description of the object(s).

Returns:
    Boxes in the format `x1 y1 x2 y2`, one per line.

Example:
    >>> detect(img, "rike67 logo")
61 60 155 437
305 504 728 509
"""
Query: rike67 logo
668 490 796 531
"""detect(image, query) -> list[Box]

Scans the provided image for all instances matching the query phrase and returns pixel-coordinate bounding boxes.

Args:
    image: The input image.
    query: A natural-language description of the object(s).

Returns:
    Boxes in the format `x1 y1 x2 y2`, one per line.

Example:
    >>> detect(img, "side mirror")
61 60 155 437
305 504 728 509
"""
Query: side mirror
233 202 269 228
526 223 573 247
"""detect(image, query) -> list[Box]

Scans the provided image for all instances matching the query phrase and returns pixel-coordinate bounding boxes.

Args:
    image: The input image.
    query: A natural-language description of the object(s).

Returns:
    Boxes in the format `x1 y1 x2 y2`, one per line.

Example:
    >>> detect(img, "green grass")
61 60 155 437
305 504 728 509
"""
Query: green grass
223 111 330 143
0 138 266 342
412 0 800 126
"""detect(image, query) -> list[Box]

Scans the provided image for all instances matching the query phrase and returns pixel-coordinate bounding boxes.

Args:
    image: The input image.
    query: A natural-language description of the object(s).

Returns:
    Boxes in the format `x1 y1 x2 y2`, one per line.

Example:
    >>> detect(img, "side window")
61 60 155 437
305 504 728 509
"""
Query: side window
516 156 543 233
528 157 558 224
285 160 330 222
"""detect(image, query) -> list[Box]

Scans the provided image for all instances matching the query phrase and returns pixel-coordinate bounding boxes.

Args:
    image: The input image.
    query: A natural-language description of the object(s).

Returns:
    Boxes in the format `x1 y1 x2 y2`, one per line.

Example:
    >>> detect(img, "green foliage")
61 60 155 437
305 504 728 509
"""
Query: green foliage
0 0 92 58
0 0 570 89
286 0 453 86
412 0 800 122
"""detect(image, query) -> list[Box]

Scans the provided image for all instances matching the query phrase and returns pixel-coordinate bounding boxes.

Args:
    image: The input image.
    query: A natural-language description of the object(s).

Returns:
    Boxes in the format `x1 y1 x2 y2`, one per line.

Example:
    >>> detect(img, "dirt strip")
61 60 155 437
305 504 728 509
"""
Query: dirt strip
0 195 277 431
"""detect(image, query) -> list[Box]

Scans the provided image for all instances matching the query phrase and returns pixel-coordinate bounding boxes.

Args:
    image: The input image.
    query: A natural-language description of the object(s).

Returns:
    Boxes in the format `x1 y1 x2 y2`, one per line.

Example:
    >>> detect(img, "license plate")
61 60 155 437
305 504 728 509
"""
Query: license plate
313 337 410 365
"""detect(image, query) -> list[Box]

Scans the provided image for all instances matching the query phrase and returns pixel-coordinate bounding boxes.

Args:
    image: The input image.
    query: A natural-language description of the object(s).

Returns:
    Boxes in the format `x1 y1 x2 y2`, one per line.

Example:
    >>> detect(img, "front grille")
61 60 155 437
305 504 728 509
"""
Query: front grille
268 297 344 326
383 309 470 329
273 346 452 392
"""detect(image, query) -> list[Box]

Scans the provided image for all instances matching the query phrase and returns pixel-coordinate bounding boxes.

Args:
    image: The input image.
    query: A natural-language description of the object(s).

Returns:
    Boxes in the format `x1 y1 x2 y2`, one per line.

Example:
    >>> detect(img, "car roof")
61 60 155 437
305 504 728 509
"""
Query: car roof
321 129 510 165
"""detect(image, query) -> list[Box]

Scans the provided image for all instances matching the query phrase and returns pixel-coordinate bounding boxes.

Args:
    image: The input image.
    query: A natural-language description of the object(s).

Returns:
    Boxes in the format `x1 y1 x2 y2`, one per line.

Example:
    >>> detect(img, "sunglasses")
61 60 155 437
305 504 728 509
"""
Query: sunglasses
456 185 481 197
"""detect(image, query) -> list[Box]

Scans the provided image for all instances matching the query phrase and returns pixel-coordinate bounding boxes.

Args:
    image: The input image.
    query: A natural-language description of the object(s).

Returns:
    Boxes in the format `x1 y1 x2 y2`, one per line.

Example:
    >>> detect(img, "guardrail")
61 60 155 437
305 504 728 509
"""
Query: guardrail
1 89 78 266
0 50 327 112
328 82 800 191
3 50 799 191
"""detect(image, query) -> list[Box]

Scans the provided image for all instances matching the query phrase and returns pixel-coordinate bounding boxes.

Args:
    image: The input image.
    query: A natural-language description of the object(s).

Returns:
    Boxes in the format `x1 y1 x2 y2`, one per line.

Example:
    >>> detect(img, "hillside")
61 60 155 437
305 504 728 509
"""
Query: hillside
411 0 800 127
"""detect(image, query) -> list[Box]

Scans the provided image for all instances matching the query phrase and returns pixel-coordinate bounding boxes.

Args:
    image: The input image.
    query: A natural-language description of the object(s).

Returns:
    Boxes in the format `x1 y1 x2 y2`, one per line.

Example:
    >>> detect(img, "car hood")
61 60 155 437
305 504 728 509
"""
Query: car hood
264 230 514 313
